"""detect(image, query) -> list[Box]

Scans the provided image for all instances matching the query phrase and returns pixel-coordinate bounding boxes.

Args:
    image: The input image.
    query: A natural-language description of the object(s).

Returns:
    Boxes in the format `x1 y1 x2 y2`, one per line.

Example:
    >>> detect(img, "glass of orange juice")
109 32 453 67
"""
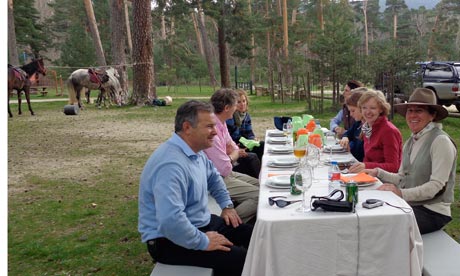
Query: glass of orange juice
294 140 307 164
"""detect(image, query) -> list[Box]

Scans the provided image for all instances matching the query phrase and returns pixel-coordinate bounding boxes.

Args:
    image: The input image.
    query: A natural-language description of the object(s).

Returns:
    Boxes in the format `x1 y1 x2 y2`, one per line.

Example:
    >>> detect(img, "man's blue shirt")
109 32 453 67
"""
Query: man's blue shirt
138 133 232 250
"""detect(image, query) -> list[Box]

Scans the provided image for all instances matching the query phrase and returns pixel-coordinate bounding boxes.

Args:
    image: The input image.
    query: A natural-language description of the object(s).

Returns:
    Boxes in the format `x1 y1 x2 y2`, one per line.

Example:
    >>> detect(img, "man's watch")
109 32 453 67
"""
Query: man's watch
224 203 234 209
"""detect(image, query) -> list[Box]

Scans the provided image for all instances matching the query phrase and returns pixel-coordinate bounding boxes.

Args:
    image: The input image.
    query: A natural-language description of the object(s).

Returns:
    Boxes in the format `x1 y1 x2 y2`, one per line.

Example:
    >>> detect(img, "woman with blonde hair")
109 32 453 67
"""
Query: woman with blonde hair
348 89 402 173
226 89 264 167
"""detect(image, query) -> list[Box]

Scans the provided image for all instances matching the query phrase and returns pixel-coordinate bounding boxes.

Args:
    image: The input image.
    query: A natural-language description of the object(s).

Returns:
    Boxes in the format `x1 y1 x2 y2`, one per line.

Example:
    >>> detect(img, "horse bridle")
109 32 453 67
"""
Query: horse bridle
36 59 47 75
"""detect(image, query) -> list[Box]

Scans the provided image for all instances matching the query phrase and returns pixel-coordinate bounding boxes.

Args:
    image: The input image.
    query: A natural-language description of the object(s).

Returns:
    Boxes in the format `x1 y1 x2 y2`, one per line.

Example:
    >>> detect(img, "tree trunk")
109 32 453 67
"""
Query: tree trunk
191 12 204 56
363 0 369 56
160 14 167 40
266 0 273 96
197 0 217 86
318 0 324 31
282 0 288 59
131 0 156 105
83 0 106 66
248 0 255 86
124 0 132 55
8 0 20 65
427 3 444 60
218 11 230 88
393 13 397 39
110 0 129 105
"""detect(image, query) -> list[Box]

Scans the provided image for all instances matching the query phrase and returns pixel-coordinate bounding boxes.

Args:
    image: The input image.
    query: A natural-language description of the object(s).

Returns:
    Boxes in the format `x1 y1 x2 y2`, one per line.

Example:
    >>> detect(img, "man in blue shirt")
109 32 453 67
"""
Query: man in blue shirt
139 100 253 275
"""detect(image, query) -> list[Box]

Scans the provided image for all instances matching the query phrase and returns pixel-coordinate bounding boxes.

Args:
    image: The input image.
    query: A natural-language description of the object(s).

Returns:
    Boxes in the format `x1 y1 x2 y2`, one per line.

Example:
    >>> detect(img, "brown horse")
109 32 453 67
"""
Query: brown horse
7 58 47 118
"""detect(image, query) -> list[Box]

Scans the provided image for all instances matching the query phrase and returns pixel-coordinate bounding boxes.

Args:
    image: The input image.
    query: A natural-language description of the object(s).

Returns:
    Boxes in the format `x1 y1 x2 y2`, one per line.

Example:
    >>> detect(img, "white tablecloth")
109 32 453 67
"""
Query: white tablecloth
242 130 423 276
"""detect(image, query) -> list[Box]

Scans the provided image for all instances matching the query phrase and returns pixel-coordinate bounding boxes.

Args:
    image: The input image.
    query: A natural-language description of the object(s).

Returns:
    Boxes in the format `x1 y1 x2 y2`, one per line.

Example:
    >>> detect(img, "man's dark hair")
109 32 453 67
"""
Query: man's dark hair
347 80 364 90
210 88 239 114
175 100 214 133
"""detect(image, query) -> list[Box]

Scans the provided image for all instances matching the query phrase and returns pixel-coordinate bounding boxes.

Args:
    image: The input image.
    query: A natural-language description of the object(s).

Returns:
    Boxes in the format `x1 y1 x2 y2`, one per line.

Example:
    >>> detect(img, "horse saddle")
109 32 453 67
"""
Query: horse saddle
10 66 28 81
88 68 108 85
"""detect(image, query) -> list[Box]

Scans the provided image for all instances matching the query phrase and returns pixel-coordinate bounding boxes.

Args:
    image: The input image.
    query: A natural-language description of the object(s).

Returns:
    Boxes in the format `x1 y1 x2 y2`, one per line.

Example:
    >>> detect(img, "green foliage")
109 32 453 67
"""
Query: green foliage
13 0 49 58
46 0 111 68
308 2 360 83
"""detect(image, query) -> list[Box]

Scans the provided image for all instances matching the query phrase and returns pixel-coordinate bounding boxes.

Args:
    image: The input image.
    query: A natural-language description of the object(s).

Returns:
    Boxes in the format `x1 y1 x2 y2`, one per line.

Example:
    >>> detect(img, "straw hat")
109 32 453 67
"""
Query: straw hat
394 88 448 121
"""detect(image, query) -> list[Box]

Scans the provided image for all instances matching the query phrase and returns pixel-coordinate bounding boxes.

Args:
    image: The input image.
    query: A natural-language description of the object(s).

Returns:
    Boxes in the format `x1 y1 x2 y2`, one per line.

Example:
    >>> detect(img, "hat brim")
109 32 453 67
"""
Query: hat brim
394 102 449 121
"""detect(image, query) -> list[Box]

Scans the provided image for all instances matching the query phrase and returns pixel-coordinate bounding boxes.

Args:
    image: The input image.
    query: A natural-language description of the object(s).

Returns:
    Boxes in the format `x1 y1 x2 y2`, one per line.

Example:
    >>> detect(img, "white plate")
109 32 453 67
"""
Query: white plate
268 145 293 153
327 157 353 164
267 130 285 137
266 182 291 189
267 157 299 167
267 137 288 144
323 145 346 153
266 175 291 186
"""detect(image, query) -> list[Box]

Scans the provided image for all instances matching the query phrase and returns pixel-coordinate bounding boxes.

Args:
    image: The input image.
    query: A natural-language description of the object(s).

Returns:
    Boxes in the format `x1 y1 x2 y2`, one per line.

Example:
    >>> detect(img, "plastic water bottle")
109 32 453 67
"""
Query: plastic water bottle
314 119 321 129
286 119 293 145
328 161 341 192
328 161 341 181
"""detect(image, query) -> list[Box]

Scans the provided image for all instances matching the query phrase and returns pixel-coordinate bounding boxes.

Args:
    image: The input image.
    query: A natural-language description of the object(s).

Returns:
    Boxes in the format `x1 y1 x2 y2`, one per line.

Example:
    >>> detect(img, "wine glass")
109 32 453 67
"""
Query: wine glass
293 140 307 165
293 164 312 213
324 132 337 163
305 144 320 183
283 122 293 145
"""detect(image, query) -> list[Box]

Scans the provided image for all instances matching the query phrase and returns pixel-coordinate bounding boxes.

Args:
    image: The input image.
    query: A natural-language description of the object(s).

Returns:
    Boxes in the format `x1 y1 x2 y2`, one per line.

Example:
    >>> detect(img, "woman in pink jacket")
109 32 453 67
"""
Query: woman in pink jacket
349 89 402 173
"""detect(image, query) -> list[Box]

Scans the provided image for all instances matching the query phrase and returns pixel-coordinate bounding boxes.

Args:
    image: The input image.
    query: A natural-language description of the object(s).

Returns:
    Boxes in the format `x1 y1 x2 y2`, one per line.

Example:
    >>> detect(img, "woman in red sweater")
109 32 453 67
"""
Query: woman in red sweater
349 89 402 173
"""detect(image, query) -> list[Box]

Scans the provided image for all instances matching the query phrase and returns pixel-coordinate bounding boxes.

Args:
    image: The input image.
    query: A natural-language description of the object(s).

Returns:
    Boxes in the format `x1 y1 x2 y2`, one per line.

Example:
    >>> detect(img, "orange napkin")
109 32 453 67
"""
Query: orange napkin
309 133 322 148
268 173 291 177
340 172 377 184
306 120 316 132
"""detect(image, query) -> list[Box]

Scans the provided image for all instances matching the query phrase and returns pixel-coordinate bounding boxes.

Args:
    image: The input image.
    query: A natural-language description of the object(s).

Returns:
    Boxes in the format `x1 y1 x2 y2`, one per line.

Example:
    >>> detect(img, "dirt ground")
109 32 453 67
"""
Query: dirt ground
7 105 274 195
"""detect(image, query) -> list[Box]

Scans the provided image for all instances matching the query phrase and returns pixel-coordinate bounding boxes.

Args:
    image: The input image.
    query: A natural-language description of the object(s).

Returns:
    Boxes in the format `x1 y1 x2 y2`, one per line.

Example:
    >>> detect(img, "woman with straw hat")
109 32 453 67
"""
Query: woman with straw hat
366 88 457 234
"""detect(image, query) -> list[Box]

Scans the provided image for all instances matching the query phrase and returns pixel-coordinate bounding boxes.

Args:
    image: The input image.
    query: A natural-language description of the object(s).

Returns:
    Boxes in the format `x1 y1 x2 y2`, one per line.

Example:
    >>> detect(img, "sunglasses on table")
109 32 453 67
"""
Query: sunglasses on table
268 196 302 208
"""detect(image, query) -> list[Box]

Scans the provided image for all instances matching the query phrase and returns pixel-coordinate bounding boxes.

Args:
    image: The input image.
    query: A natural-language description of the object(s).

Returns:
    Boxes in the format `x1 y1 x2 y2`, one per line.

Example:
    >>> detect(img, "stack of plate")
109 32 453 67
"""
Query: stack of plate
265 175 291 189
267 130 286 137
268 145 293 154
267 157 299 168
323 156 354 167
267 137 288 144
323 144 346 153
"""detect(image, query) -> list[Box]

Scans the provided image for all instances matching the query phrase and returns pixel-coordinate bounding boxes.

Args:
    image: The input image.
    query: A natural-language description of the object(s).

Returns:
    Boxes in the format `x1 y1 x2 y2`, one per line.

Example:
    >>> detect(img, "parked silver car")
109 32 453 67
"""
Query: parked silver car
422 61 460 112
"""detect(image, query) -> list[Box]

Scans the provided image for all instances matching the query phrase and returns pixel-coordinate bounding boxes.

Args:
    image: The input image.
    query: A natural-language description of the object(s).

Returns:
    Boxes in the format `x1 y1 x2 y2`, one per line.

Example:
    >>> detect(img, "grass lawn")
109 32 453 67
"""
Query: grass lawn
7 87 460 275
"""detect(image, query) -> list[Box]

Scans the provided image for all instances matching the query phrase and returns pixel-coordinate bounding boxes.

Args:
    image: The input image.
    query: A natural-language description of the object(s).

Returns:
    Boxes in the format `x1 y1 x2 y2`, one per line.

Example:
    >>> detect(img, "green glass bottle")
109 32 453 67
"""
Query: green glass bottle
290 172 302 195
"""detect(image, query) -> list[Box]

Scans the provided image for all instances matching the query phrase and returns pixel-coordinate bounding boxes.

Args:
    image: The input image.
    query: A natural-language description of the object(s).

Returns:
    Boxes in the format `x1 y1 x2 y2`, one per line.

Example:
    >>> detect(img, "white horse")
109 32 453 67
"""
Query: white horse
67 67 110 109
93 67 127 108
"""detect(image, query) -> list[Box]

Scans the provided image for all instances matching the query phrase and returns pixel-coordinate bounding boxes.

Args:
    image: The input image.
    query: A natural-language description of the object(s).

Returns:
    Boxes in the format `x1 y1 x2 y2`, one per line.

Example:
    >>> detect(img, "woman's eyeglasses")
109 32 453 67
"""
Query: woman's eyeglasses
268 196 302 208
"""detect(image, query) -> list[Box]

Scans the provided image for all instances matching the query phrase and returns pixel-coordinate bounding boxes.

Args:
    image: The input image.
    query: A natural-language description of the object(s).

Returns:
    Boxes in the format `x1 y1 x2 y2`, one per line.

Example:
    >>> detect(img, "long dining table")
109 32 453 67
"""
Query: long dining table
241 129 423 276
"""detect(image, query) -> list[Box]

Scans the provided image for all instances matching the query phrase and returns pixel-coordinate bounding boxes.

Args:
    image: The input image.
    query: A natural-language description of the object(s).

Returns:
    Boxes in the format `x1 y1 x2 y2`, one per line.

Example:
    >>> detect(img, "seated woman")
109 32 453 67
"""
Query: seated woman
226 89 264 168
339 88 366 162
366 88 456 234
348 89 402 173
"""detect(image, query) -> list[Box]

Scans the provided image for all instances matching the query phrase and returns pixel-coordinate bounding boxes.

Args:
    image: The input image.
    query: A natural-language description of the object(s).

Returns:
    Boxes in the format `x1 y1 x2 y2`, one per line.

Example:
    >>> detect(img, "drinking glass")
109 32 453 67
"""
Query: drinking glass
293 140 307 164
283 123 293 145
305 144 320 183
324 132 337 162
294 165 312 213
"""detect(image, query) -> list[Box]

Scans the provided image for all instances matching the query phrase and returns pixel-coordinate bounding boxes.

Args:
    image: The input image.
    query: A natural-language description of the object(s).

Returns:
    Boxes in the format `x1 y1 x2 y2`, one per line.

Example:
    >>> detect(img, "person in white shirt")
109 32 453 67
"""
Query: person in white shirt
365 88 456 234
